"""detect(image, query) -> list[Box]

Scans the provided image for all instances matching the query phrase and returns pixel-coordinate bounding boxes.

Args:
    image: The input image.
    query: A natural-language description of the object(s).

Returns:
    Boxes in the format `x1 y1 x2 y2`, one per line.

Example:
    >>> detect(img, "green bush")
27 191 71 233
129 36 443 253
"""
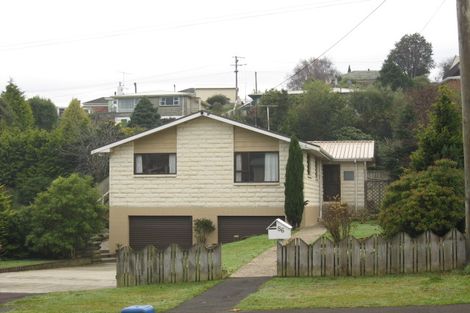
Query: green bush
379 159 464 237
26 174 106 258
193 218 215 244
323 199 351 243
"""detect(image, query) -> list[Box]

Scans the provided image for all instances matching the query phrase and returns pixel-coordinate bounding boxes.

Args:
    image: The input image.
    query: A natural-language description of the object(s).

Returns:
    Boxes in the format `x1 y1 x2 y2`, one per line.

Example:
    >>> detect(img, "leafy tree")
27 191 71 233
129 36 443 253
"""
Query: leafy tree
258 89 291 132
0 186 31 258
284 136 304 228
0 185 11 255
285 81 356 140
0 81 34 130
349 87 401 139
378 59 413 91
27 174 106 258
385 33 435 79
129 97 161 129
332 127 373 140
28 96 58 130
0 129 65 205
410 85 463 171
58 98 91 140
287 57 338 90
206 94 230 112
379 159 464 237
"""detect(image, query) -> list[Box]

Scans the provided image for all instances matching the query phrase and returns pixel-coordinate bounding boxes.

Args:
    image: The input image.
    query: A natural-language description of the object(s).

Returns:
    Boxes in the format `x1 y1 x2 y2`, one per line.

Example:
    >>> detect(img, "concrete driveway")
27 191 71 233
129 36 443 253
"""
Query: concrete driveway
0 262 116 293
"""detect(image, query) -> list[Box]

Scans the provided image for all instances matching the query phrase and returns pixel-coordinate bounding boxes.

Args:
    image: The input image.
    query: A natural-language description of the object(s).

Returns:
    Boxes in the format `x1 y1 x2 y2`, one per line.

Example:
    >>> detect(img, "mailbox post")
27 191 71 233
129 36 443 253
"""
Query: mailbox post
267 218 292 240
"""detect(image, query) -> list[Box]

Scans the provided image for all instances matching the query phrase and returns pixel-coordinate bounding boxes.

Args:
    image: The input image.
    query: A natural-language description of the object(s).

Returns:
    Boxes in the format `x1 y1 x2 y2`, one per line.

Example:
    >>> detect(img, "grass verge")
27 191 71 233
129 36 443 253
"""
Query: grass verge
4 281 218 313
0 259 55 269
237 273 470 310
222 234 275 275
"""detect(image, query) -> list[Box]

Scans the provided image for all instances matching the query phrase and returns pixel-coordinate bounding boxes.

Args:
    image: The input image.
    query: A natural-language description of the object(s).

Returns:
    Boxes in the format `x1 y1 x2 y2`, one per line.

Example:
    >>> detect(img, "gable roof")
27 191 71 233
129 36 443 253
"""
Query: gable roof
91 111 332 159
310 141 375 161
83 97 109 105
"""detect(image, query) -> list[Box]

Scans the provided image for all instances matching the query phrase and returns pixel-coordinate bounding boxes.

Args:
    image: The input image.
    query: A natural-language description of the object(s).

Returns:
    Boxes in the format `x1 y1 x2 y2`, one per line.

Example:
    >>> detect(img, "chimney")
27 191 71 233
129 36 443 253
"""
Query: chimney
134 82 137 94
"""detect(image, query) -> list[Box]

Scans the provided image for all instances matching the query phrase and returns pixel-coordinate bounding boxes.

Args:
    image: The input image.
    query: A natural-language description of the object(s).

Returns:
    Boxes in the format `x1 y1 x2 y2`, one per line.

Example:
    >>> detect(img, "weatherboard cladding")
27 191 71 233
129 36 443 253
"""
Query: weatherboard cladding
310 141 374 161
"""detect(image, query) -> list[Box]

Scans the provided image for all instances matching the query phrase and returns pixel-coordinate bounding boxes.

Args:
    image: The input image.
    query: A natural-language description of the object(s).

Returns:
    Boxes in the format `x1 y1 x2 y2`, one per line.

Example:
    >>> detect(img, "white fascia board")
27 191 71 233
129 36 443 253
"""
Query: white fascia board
91 113 202 154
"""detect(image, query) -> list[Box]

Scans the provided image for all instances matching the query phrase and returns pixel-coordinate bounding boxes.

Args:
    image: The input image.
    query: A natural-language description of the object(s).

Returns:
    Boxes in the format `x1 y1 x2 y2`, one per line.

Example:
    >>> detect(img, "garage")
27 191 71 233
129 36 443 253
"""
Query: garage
218 216 284 244
129 216 193 250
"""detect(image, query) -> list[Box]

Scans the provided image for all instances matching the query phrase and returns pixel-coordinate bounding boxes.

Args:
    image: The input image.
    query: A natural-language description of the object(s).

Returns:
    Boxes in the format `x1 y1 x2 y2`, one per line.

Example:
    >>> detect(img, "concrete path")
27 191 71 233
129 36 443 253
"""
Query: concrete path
0 262 116 293
231 224 326 278
168 277 271 313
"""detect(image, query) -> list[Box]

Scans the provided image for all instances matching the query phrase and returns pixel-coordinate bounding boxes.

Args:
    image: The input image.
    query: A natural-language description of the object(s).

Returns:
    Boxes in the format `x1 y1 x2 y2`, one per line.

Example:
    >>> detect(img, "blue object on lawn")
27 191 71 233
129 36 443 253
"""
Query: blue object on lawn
121 305 156 313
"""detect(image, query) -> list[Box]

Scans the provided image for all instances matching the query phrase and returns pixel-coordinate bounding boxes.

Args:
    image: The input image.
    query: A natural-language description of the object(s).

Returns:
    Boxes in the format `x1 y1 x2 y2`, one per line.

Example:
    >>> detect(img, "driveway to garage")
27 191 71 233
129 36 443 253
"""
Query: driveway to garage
0 262 116 293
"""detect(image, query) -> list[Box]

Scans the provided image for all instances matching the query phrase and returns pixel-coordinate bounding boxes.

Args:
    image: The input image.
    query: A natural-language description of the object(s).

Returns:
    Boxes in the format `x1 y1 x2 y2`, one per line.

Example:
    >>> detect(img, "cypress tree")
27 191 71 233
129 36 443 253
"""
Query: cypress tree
284 136 304 228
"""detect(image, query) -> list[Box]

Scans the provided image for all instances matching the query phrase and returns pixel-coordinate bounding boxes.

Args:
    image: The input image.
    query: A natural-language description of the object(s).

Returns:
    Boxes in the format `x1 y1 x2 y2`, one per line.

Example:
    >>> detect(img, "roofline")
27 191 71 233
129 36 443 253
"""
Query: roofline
111 92 196 98
91 111 332 158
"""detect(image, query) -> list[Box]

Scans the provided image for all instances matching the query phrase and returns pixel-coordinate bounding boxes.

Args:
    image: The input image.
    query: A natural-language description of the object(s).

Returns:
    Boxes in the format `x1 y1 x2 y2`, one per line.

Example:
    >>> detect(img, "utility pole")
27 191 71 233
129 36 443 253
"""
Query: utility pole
258 104 278 131
456 0 470 262
231 56 246 109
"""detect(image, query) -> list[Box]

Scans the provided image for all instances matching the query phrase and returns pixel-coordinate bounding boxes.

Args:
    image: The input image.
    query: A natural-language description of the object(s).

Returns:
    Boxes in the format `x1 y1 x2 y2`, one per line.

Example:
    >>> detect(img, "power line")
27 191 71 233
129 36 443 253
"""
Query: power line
0 0 375 52
420 0 448 33
273 0 387 89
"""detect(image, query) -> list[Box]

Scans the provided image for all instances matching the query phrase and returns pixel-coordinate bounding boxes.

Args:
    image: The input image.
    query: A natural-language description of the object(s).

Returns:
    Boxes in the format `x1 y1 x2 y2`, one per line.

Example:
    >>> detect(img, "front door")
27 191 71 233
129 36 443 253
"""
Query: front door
323 164 341 201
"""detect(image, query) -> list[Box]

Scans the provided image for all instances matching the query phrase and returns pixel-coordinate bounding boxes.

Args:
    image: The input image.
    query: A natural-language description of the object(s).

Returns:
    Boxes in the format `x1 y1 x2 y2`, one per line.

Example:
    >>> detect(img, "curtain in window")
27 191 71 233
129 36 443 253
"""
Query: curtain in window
169 154 176 174
235 154 242 182
264 153 278 181
135 155 143 173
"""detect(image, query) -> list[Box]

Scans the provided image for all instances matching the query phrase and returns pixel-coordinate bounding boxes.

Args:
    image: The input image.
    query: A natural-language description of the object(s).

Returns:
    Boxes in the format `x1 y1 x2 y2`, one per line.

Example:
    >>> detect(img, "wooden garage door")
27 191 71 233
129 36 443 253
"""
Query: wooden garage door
218 216 283 244
129 216 192 250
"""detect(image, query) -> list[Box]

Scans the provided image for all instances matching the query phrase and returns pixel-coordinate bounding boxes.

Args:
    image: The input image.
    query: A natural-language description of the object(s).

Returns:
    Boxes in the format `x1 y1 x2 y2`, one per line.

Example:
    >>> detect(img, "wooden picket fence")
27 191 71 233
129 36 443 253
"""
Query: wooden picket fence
116 244 221 287
277 229 466 277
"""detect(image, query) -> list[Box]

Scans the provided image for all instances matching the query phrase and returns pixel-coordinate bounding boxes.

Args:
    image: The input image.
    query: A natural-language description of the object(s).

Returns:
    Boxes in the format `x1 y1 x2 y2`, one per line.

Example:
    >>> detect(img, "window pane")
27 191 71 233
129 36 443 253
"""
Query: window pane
234 152 279 182
344 171 355 181
135 154 176 174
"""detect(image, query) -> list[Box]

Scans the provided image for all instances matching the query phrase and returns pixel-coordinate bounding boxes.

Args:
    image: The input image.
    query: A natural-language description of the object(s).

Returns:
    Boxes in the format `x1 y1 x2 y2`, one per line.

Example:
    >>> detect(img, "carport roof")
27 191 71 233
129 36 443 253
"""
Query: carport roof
309 140 375 162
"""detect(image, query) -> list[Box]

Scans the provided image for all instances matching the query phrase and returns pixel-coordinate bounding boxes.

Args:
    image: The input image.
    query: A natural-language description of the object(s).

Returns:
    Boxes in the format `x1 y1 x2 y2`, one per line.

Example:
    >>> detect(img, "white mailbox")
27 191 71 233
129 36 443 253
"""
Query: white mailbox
267 218 292 240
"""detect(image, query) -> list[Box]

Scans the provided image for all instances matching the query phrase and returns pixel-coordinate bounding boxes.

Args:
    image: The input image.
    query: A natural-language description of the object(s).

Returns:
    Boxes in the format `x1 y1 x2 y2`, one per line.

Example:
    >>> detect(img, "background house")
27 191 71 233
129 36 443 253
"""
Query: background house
108 91 201 121
92 111 374 252
82 97 111 114
180 87 237 103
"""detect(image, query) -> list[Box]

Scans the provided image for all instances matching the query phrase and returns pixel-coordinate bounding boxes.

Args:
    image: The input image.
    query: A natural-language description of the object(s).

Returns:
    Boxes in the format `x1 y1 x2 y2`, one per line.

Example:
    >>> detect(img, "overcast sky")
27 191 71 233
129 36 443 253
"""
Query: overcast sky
0 0 459 107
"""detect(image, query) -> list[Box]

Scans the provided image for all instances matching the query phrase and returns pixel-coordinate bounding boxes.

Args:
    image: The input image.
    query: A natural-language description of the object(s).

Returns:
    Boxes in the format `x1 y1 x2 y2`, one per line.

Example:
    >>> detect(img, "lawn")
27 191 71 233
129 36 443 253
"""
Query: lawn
237 273 470 310
3 281 218 313
350 220 382 238
0 259 55 269
221 234 275 275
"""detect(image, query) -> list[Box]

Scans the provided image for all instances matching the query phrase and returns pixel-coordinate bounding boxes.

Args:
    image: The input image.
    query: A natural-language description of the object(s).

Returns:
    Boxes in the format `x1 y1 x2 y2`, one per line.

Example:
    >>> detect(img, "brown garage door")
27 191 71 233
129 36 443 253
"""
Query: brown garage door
218 216 284 244
129 216 192 250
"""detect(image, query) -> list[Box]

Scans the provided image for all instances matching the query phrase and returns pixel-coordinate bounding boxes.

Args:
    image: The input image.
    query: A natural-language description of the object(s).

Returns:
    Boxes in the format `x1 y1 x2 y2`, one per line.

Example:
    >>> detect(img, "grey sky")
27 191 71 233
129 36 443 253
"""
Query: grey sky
0 0 459 107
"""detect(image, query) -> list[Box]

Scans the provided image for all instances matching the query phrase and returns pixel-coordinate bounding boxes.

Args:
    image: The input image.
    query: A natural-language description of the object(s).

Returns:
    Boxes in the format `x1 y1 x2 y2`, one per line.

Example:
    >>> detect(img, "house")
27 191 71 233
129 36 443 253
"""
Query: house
180 87 237 103
109 91 201 121
341 69 379 87
441 56 461 93
92 111 374 252
82 97 111 114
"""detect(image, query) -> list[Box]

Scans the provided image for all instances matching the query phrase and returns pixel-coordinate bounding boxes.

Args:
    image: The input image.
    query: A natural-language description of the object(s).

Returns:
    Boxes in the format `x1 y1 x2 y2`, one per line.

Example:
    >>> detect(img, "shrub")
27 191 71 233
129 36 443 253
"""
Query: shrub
194 218 215 244
284 136 304 228
26 174 106 258
322 198 351 243
379 159 464 237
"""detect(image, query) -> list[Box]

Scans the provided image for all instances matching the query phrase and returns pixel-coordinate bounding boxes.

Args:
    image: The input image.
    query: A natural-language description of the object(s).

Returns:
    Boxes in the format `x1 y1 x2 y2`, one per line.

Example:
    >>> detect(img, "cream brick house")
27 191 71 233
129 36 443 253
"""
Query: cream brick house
92 111 374 252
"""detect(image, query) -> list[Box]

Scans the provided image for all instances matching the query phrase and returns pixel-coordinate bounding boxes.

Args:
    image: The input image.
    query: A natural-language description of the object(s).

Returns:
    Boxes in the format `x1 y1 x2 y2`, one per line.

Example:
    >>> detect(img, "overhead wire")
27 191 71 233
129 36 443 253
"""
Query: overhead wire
420 0 447 33
0 0 374 51
272 0 387 89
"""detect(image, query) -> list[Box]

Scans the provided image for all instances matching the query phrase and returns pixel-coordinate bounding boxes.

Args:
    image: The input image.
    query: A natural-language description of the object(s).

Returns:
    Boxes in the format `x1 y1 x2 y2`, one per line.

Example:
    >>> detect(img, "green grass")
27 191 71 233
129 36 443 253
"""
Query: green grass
222 234 275 275
237 273 470 310
0 259 55 269
4 281 218 313
350 220 382 238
